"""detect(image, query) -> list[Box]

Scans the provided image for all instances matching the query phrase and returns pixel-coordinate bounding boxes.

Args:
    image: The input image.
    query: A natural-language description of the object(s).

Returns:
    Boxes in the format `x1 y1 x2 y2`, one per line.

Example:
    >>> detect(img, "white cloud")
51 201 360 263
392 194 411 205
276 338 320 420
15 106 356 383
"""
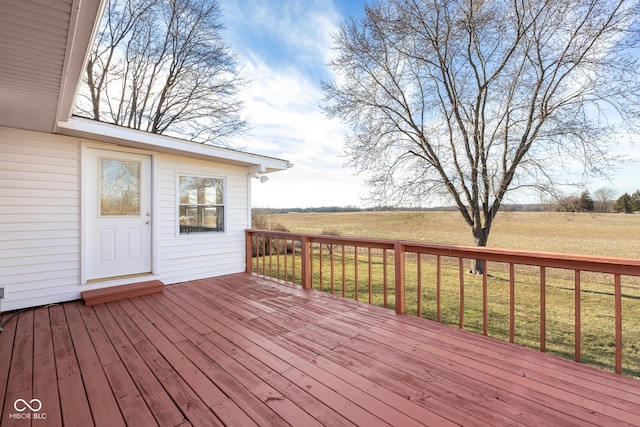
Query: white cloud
219 0 368 208
239 56 366 208
222 0 339 67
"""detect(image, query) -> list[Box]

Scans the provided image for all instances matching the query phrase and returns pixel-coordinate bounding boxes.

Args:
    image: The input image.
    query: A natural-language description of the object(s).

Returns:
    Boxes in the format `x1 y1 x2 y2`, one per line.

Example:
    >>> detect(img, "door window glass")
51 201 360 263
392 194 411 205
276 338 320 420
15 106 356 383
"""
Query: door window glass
99 158 141 216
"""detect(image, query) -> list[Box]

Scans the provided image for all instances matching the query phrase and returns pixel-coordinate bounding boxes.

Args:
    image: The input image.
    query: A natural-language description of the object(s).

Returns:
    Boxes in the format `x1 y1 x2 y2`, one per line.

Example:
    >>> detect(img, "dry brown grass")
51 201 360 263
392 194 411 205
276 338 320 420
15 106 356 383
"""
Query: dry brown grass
275 210 640 258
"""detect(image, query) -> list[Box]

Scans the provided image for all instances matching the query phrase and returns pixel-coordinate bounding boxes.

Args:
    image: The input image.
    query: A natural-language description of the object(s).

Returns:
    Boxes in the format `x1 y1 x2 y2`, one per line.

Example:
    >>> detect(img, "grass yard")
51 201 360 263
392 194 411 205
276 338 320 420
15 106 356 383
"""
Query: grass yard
252 211 640 377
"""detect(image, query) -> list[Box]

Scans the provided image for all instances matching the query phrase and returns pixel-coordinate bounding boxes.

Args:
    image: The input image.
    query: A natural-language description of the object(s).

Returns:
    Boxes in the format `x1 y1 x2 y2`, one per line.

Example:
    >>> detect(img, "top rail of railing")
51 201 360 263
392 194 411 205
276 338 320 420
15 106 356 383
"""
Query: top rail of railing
246 229 640 276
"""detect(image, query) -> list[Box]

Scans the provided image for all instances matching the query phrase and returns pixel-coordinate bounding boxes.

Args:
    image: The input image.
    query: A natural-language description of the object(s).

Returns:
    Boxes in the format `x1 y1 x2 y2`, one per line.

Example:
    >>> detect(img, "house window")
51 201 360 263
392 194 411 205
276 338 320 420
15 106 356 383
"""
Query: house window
178 175 225 234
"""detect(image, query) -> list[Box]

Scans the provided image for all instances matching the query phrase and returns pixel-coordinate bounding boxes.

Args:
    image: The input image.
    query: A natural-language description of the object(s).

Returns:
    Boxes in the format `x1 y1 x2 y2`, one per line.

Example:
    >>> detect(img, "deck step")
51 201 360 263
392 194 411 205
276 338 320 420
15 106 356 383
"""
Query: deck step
82 280 164 306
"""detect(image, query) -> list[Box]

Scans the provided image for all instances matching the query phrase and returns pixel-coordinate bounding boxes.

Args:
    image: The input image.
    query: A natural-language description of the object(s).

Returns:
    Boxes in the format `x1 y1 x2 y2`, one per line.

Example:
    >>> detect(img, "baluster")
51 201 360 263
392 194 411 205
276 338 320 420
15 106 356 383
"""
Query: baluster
459 258 464 329
540 266 546 352
482 260 488 336
615 273 622 374
368 247 373 304
354 246 359 301
575 270 581 363
417 253 422 317
437 255 441 323
383 249 388 308
509 263 515 343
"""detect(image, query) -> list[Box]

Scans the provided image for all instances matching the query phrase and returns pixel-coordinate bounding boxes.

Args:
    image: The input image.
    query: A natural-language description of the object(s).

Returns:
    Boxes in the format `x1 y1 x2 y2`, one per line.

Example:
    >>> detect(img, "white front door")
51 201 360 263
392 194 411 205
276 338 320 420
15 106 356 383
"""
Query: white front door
85 148 152 281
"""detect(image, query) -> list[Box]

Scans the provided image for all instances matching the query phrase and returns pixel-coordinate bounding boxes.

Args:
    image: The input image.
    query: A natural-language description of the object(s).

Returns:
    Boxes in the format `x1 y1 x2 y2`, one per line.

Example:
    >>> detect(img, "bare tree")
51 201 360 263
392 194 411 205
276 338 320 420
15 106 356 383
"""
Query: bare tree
76 0 247 145
323 0 640 271
594 187 617 212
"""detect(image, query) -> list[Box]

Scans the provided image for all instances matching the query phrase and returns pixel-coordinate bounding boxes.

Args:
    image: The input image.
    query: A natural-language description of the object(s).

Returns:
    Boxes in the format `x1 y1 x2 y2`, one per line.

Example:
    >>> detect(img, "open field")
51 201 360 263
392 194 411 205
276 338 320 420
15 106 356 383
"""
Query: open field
252 211 640 377
272 210 640 258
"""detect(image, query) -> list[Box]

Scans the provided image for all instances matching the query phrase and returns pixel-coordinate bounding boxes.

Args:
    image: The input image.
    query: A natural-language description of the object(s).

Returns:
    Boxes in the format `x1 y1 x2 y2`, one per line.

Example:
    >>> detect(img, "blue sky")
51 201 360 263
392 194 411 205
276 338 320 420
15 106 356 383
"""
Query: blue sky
220 0 368 208
219 0 638 209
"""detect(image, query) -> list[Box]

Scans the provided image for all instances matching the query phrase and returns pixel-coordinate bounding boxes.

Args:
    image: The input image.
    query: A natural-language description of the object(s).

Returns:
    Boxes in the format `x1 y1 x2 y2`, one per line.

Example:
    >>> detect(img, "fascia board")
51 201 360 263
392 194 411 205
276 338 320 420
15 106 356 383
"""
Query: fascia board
57 116 292 172
55 0 107 129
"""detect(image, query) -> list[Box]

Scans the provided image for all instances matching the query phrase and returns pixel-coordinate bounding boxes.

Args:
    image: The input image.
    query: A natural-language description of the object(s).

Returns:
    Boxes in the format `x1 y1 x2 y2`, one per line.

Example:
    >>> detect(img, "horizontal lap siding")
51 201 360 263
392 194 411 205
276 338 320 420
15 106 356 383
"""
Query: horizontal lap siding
156 154 249 284
0 131 253 310
0 128 80 311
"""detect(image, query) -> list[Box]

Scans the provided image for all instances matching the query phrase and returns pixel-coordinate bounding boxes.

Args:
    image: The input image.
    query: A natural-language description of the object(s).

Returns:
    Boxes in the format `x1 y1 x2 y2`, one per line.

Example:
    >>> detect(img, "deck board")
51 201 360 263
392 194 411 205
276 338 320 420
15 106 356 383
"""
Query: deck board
64 303 126 427
50 305 94 427
75 304 159 426
92 303 185 427
378 316 640 417
1 272 639 426
0 312 17 421
368 323 640 423
32 307 62 426
106 301 223 427
135 293 275 426
3 311 33 427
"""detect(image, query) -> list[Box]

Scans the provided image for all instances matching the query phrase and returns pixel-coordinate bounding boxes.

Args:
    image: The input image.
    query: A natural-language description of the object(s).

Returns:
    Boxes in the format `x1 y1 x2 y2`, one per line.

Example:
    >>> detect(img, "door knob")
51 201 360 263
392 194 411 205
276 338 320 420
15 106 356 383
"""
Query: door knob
146 220 151 225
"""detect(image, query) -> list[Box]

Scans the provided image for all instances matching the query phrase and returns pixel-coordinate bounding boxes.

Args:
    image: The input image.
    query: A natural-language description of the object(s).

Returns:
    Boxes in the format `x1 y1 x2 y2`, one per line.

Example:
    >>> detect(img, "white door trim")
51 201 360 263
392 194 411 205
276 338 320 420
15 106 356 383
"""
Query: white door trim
80 143 156 284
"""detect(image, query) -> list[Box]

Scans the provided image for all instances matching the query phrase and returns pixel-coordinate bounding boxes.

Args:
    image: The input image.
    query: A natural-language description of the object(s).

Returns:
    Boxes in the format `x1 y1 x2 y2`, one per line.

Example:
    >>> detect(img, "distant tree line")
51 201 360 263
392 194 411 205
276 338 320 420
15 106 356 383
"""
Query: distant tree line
255 206 453 214
253 205 546 215
256 188 640 215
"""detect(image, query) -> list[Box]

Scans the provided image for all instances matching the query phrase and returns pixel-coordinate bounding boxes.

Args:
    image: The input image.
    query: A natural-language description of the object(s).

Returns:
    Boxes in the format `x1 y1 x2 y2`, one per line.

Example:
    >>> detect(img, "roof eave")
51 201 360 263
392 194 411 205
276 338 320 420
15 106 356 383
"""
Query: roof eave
57 116 292 172
54 0 107 131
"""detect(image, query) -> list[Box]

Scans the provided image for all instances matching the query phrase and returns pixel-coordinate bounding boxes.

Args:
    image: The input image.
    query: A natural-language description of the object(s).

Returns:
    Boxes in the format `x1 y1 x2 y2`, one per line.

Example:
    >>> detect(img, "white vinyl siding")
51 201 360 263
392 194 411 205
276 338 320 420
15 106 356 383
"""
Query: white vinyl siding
0 128 253 311
0 127 81 311
156 154 249 284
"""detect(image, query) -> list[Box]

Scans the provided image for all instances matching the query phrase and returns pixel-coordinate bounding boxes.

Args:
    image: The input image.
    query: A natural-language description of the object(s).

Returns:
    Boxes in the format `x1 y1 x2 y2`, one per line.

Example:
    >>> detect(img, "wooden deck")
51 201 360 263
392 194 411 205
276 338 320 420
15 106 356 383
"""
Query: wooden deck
1 273 639 426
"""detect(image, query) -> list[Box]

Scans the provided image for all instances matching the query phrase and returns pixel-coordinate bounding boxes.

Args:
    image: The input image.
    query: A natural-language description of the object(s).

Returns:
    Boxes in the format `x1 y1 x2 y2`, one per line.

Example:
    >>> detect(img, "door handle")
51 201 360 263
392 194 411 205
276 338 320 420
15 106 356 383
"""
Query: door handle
146 220 151 225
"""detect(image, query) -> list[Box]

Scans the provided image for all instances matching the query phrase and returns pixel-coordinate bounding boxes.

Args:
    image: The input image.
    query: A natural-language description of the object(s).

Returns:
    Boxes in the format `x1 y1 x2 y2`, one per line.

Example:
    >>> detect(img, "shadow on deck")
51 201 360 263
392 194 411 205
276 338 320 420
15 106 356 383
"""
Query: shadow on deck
1 273 639 426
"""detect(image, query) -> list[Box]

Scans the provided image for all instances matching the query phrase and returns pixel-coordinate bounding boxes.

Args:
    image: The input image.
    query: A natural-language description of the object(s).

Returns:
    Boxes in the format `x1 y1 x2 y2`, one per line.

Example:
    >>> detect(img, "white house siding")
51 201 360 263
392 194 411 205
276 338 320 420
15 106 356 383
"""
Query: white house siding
0 128 81 312
0 129 253 312
156 153 249 284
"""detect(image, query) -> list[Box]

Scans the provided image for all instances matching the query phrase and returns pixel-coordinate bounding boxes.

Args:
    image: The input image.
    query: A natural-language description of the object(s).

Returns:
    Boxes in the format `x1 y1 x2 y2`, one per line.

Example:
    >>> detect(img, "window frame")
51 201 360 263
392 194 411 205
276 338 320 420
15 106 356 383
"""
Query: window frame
176 173 227 236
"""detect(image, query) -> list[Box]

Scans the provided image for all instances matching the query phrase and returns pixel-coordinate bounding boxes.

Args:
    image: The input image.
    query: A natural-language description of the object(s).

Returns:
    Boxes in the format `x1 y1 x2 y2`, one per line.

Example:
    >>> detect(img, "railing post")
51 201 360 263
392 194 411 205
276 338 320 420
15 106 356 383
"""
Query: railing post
614 274 622 374
301 235 311 290
394 241 405 314
245 230 253 274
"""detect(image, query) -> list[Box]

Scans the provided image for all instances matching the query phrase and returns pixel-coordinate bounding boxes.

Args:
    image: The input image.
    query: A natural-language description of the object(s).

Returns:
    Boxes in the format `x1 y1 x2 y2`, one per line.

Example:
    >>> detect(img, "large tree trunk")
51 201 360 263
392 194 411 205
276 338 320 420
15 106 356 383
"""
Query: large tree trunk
471 226 490 274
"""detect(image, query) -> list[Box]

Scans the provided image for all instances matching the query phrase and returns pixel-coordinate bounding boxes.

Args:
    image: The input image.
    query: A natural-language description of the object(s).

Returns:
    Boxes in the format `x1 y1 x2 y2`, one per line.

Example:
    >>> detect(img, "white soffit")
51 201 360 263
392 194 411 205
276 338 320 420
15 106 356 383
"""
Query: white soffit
58 117 292 172
0 0 104 133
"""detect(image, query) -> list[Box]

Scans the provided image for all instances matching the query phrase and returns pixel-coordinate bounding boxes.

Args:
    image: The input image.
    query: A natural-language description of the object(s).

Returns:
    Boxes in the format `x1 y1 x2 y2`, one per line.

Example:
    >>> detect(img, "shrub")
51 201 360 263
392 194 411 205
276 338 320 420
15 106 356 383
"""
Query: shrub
251 208 292 256
321 227 342 254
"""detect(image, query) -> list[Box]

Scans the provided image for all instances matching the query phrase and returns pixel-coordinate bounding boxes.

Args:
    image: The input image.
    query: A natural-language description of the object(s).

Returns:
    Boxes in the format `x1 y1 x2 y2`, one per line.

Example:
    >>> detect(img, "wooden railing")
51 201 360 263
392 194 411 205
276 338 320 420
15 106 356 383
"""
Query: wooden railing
245 229 640 376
